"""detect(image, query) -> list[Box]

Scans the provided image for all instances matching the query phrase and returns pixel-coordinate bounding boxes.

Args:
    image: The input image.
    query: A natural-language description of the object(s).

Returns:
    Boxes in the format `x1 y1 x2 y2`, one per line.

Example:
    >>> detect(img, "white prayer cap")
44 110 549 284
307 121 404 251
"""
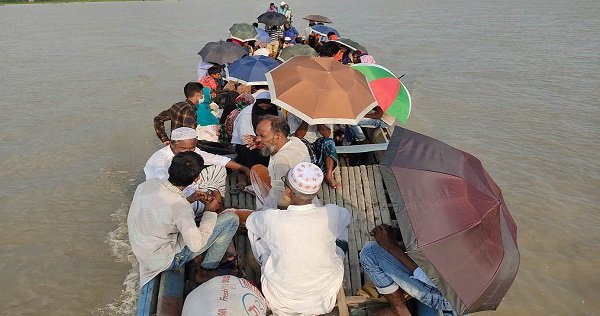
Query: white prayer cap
171 127 197 141
280 1 286 6
284 37 291 41
287 162 323 194
254 90 271 101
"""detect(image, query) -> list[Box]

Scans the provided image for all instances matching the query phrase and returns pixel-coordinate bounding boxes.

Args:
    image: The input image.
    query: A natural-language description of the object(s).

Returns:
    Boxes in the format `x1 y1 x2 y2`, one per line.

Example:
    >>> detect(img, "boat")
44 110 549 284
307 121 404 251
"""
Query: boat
136 127 402 316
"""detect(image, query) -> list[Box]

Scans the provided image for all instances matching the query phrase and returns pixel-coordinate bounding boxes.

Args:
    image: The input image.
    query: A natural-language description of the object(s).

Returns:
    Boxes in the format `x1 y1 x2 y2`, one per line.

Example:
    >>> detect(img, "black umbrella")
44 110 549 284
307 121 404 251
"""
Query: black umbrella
198 40 247 65
257 12 288 26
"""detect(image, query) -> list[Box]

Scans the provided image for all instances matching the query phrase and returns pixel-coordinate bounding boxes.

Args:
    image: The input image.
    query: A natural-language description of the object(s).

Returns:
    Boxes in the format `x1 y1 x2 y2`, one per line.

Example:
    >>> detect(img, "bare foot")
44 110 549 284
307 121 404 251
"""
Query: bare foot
325 174 342 189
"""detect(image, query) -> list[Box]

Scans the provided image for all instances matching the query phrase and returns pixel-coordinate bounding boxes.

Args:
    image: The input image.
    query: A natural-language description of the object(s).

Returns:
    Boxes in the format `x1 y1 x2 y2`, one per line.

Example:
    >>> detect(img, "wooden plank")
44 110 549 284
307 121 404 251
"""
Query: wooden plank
334 167 351 292
136 276 159 316
236 235 247 278
336 287 350 316
236 174 247 209
335 143 388 154
245 190 254 210
343 167 362 294
230 172 239 208
360 165 376 241
373 165 392 225
322 179 331 205
353 166 369 249
367 165 382 226
224 171 231 209
331 166 352 292
245 237 261 286
156 267 185 316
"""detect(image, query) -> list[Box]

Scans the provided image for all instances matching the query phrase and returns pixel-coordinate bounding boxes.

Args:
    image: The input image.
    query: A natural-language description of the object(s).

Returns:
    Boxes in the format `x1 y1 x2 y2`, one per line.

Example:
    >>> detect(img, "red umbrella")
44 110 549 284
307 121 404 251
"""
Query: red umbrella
380 127 520 315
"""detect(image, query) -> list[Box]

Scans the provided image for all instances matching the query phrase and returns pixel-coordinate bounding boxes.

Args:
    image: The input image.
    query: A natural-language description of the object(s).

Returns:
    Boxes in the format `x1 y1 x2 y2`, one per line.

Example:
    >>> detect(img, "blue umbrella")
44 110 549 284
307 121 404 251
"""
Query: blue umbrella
255 27 271 43
310 25 340 37
225 55 281 86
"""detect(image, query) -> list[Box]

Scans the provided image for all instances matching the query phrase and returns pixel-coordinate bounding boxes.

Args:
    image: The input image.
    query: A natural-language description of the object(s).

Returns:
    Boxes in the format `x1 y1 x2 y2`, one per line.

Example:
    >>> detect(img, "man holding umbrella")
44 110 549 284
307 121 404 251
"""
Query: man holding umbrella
361 225 455 316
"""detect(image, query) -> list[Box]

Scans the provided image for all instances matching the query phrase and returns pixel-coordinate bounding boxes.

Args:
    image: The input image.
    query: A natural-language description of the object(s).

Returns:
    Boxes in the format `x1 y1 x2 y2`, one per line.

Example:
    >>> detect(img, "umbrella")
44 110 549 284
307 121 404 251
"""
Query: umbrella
303 14 333 23
277 45 318 62
310 25 340 37
225 55 281 86
380 127 520 315
229 23 258 42
332 38 368 53
265 56 377 124
255 27 271 43
198 40 247 65
257 12 288 26
351 64 411 124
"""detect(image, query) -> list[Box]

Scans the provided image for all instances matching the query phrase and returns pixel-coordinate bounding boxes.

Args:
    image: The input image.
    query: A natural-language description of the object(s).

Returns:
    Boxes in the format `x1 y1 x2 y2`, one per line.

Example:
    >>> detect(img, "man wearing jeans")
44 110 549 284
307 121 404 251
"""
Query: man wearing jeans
128 151 239 290
360 225 456 316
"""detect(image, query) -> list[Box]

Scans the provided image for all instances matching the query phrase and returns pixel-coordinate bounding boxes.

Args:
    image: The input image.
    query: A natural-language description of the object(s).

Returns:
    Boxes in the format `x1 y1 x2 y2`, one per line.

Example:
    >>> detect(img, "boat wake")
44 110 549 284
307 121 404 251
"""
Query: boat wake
93 204 139 316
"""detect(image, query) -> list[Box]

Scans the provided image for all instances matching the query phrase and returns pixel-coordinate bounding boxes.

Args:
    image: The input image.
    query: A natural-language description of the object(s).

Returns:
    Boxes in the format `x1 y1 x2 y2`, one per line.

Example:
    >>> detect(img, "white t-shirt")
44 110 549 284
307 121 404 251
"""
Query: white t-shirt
262 137 310 210
144 145 230 181
246 203 351 315
286 112 333 143
231 105 256 145
127 178 217 287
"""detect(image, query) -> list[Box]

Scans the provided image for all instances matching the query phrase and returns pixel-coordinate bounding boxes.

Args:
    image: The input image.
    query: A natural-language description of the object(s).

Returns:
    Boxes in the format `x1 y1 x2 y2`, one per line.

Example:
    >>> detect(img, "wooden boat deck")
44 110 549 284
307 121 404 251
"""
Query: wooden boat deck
138 127 396 315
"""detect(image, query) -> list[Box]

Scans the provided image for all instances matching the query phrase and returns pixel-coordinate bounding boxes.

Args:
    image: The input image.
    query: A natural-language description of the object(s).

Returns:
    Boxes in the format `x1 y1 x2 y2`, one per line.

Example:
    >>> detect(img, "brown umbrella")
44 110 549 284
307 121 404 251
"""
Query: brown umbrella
380 127 520 315
265 56 377 125
303 14 333 23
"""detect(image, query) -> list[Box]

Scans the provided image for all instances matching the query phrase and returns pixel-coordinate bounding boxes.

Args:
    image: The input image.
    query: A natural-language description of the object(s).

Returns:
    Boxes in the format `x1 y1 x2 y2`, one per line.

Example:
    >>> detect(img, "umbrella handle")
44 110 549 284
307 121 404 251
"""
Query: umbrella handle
398 74 405 79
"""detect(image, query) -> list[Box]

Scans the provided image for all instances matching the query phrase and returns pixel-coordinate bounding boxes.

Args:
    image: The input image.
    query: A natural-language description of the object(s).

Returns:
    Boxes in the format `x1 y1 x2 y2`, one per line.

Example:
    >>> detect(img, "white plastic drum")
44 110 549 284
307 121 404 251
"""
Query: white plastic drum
182 275 267 316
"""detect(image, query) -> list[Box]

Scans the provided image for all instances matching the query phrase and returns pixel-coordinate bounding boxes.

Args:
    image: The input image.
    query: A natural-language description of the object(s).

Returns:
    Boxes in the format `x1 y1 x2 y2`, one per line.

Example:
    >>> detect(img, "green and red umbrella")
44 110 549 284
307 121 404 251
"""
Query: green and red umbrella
351 64 412 124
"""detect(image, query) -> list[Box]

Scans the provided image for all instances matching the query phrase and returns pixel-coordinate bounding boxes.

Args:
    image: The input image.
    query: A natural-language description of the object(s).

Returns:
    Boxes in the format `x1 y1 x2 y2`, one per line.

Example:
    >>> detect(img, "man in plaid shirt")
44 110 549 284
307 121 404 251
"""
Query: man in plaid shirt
154 82 204 145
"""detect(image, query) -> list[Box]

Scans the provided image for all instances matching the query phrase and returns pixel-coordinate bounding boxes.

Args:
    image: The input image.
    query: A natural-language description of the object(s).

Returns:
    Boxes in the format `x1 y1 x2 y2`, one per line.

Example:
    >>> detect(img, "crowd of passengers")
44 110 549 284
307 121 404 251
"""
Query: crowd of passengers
127 2 457 315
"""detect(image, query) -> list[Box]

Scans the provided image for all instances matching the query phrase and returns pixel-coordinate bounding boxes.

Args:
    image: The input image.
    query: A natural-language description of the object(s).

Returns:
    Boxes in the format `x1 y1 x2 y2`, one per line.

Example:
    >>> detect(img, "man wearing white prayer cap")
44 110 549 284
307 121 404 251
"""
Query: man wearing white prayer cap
144 127 250 214
246 162 351 316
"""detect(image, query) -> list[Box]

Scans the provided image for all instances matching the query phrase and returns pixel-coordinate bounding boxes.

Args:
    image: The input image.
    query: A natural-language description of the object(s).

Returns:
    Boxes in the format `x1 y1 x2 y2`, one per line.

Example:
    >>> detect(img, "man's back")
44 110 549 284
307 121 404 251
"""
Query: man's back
246 203 350 315
127 178 217 287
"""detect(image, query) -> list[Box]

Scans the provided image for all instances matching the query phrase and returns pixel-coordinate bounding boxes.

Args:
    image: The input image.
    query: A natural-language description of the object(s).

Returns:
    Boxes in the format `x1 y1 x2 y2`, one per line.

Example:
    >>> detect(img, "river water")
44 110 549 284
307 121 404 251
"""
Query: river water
0 0 598 315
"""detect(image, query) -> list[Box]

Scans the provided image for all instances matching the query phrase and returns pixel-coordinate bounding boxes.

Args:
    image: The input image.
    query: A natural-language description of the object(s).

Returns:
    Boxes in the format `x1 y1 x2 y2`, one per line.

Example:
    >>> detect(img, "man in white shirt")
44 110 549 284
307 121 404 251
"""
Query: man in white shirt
287 113 341 189
128 151 239 291
242 115 311 210
246 162 350 315
144 127 250 214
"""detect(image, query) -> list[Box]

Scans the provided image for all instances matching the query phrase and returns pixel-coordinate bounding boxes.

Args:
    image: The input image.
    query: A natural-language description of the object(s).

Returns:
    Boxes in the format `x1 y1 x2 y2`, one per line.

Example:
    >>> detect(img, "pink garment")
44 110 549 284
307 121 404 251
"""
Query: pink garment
199 76 218 91
360 54 377 64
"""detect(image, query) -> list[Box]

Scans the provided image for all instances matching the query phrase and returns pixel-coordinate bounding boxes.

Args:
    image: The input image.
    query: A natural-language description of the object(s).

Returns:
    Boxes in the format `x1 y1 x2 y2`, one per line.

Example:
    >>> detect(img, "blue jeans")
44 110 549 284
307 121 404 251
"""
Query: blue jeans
345 119 389 142
140 213 239 294
360 241 455 316
175 212 238 270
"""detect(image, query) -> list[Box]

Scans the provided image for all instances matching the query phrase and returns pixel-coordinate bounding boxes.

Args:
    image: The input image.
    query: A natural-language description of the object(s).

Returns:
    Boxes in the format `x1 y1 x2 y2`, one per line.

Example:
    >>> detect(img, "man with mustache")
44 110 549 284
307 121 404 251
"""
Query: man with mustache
243 115 311 210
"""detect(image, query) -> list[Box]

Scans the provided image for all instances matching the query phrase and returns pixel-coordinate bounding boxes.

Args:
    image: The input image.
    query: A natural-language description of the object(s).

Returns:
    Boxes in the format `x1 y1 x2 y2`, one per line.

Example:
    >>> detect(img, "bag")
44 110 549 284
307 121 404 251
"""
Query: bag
196 124 220 142
182 276 267 316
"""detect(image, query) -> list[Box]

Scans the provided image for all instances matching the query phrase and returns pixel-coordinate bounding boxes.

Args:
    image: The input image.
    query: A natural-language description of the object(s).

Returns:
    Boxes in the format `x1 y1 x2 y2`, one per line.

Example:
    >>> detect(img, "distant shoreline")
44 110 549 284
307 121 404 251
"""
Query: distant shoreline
1 0 144 4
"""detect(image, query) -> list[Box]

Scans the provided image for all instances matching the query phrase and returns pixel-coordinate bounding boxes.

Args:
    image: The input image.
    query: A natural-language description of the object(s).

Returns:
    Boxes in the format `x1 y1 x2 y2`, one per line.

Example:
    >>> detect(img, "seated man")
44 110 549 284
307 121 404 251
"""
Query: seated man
231 91 279 169
360 225 455 316
128 152 239 291
246 162 350 315
344 106 391 144
144 127 250 214
243 115 311 210
287 112 341 189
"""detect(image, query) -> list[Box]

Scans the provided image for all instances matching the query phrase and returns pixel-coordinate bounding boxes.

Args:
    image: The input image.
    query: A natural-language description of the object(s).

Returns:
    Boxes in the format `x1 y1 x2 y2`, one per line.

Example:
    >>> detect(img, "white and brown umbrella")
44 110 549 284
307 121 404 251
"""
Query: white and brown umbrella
265 56 377 125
